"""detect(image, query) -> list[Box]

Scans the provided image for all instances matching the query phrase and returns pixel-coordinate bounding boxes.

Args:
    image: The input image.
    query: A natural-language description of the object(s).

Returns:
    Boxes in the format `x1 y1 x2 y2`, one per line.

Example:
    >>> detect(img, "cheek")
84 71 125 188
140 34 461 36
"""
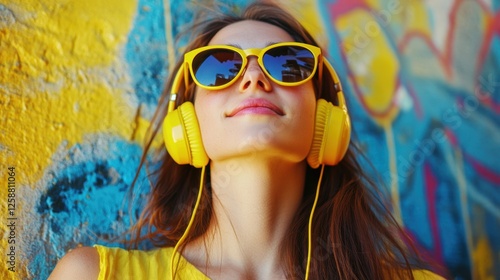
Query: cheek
194 92 226 157
301 89 318 136
296 98 317 146
194 93 216 134
283 88 318 157
293 87 317 130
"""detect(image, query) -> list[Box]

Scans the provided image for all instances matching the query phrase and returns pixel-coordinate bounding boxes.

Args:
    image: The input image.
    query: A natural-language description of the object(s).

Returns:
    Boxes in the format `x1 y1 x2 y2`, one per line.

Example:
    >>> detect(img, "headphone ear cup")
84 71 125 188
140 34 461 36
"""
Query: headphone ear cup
307 98 351 168
163 102 209 168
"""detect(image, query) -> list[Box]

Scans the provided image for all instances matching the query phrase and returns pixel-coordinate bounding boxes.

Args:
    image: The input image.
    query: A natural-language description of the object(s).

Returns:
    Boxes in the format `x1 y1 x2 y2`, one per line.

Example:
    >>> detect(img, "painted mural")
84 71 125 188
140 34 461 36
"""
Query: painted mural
0 0 498 279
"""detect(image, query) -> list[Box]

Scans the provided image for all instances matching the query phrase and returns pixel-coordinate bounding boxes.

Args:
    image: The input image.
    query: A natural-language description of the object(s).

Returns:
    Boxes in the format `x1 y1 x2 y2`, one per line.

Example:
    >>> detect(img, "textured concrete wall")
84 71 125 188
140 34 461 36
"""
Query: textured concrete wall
1 0 499 279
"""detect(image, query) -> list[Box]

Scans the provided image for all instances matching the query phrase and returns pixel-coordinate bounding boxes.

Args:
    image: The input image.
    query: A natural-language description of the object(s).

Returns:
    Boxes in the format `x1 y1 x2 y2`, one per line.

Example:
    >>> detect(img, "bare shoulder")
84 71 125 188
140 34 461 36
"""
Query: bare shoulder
48 246 100 280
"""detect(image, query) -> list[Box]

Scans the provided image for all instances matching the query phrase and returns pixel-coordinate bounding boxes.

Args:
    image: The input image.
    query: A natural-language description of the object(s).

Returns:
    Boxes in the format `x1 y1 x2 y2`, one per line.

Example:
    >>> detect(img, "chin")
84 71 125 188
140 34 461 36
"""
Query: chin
207 139 310 164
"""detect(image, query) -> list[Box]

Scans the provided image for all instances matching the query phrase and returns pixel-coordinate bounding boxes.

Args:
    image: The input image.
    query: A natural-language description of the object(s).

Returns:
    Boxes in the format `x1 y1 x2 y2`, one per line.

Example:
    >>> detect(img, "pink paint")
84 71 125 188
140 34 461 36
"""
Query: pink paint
424 164 445 264
464 153 500 185
403 229 448 276
475 11 500 113
445 128 459 147
475 6 498 75
398 30 453 79
405 83 424 119
329 0 368 17
444 129 499 185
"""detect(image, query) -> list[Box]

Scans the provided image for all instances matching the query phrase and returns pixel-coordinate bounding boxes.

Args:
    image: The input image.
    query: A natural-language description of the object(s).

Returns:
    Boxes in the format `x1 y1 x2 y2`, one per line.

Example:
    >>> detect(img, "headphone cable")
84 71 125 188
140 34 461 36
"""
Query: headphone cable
170 163 323 280
170 165 206 279
305 164 325 280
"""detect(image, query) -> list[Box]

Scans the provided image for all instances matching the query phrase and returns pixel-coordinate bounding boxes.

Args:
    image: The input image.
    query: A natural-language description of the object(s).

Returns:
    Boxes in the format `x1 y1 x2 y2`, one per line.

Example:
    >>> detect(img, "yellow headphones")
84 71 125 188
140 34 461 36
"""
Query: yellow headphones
162 58 351 169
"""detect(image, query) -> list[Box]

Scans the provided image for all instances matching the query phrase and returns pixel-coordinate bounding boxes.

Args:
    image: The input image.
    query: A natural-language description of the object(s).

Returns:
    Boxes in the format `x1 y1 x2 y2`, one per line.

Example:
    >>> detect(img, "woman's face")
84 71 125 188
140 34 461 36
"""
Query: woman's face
194 20 316 164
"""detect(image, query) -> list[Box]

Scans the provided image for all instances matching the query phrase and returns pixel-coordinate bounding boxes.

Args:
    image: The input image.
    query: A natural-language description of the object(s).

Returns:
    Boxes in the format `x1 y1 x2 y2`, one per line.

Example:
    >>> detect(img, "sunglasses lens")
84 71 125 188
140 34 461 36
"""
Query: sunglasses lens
263 46 315 83
192 49 243 87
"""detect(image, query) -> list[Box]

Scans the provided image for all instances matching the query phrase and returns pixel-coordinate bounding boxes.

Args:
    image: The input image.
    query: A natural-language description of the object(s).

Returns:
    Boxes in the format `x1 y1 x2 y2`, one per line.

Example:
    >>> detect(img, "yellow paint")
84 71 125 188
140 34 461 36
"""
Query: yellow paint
336 9 399 126
402 0 431 36
0 0 137 182
1 1 136 90
1 83 136 182
473 237 495 280
164 0 177 72
365 0 380 9
0 0 138 277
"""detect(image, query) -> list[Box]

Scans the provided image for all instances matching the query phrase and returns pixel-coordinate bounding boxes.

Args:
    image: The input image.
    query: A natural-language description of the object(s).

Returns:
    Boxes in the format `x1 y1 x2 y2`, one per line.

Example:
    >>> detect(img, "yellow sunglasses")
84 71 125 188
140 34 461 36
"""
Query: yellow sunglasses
183 42 322 90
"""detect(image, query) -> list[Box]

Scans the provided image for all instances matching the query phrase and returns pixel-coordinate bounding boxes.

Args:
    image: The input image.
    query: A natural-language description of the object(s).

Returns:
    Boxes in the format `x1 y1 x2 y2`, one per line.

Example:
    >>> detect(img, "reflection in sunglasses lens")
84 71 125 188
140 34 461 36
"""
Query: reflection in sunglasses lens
263 46 314 83
193 50 242 87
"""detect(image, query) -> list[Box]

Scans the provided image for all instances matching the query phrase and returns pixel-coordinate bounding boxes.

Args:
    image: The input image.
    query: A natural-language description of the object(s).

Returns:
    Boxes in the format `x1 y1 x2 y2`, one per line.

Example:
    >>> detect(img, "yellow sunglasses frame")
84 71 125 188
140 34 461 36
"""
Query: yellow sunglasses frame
183 42 322 90
168 43 346 114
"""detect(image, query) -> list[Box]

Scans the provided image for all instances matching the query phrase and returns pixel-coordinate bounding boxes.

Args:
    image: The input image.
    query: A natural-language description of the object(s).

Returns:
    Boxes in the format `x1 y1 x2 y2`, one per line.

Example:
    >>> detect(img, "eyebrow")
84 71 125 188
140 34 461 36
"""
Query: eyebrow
227 43 242 49
265 41 280 46
224 41 282 49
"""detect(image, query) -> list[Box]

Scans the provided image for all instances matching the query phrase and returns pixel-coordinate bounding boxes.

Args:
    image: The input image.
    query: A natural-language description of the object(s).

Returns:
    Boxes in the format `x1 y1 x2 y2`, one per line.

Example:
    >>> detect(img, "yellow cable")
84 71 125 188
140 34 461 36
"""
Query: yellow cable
305 164 325 280
170 163 321 279
170 165 206 279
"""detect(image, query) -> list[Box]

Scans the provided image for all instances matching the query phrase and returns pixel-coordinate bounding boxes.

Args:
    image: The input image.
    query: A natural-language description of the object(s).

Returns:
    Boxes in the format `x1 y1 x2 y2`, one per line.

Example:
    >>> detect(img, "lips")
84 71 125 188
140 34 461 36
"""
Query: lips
227 98 284 117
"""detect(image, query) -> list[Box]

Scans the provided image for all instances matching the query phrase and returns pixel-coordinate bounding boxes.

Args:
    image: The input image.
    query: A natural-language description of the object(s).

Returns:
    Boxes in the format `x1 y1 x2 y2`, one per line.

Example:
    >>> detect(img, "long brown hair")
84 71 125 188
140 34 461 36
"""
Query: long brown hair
130 2 425 279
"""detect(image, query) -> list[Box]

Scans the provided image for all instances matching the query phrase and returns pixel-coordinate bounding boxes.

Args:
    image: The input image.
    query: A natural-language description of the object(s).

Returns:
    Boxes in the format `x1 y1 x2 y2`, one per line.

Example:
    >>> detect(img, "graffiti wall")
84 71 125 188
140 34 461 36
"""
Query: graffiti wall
0 0 498 279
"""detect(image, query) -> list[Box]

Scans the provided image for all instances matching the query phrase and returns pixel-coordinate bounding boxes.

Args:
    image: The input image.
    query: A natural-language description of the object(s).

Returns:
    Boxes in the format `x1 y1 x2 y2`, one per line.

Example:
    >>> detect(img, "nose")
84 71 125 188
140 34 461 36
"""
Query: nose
238 57 272 92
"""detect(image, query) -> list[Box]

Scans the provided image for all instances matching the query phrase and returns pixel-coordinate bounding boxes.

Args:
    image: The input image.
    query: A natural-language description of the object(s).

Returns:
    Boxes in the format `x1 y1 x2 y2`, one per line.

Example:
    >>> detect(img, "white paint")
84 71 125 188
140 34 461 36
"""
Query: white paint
424 0 454 51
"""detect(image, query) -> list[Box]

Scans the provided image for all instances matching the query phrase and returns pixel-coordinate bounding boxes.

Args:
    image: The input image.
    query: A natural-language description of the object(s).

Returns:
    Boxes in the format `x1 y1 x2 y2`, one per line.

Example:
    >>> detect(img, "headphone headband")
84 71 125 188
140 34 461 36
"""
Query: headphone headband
324 59 347 112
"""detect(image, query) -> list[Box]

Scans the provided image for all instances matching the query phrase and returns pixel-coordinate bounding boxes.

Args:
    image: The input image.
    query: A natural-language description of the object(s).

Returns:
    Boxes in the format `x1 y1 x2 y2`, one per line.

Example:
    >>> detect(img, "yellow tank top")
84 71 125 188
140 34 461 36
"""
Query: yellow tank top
94 245 209 279
94 245 444 279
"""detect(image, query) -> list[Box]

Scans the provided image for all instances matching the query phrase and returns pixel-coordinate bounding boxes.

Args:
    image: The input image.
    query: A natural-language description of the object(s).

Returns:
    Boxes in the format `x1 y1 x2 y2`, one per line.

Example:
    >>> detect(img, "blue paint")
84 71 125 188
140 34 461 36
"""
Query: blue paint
33 137 150 279
125 0 168 108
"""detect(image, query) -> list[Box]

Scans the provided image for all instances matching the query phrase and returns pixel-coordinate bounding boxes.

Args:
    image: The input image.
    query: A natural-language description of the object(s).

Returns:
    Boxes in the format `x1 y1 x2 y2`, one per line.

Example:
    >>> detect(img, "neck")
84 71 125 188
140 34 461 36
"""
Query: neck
186 157 307 279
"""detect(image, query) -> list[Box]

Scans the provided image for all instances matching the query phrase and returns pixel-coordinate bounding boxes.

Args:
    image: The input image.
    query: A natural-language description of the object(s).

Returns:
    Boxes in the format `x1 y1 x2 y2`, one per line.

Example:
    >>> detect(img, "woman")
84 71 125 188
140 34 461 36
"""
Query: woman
49 2 444 279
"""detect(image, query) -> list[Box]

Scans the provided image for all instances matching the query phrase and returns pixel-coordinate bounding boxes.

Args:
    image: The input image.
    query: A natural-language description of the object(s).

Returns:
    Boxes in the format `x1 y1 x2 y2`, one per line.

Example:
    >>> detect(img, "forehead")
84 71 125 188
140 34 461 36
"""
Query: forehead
208 20 294 49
